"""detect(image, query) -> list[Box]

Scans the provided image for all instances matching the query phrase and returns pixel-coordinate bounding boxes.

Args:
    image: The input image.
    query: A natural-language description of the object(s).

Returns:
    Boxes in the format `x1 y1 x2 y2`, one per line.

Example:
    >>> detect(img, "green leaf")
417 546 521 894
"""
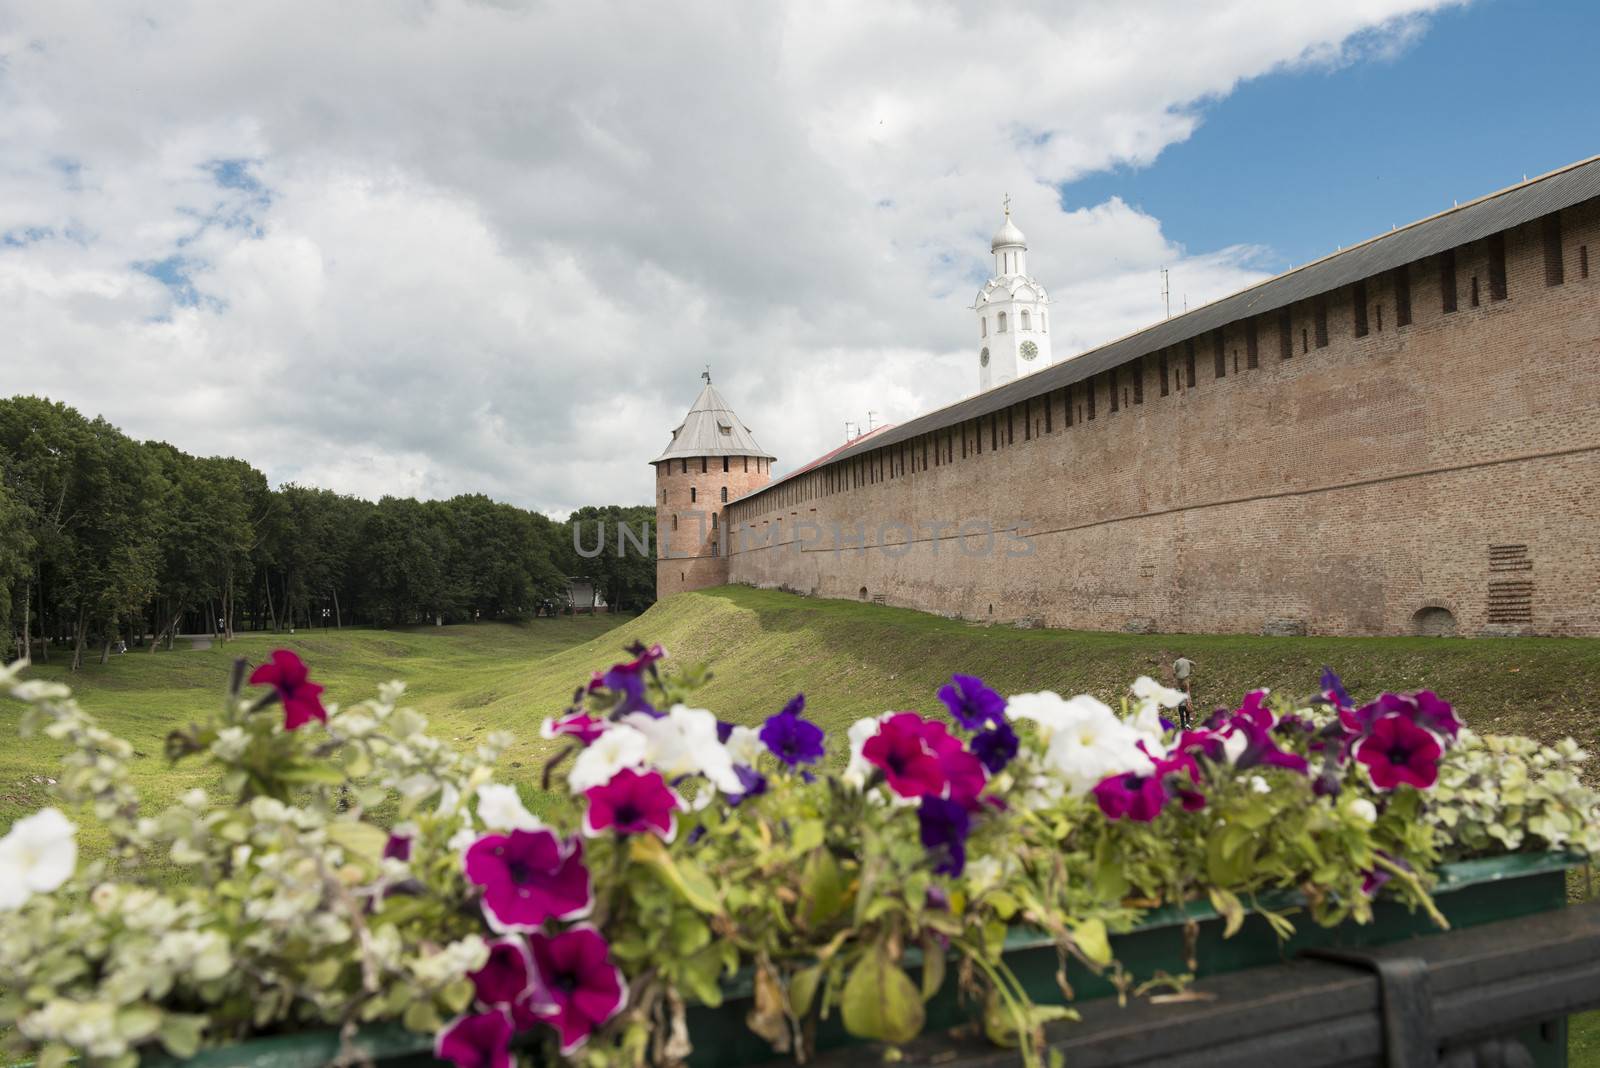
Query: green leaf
36 1045 73 1068
841 947 925 1045
115 1005 162 1043
157 1015 206 1060
792 819 825 854
919 934 946 1002
275 761 347 786
1070 918 1112 967
1207 886 1245 939
789 964 823 1018
798 847 851 929
629 834 722 914
670 913 712 956
403 999 442 1034
326 820 390 866
680 945 727 1007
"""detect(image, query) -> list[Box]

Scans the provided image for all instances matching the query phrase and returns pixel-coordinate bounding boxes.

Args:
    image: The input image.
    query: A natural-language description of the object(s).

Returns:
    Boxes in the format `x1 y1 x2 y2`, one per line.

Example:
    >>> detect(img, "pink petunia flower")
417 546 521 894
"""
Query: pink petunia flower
1355 715 1443 790
919 719 987 806
435 1010 514 1068
463 829 592 932
526 925 628 1055
248 649 327 730
1092 770 1169 822
541 711 609 747
862 713 950 799
582 767 682 842
469 939 536 1008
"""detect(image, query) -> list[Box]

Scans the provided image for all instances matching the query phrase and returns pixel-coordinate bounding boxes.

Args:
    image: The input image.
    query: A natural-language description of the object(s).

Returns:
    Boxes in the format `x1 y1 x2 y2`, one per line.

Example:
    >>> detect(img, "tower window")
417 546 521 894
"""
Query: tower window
1440 249 1458 313
981 317 987 338
681 459 688 474
1184 339 1196 387
1352 281 1369 337
1087 381 1096 420
672 515 679 531
690 487 697 503
701 458 708 473
722 456 729 472
1581 245 1589 278
1314 302 1329 348
744 456 749 472
1021 310 1031 331
1109 369 1119 412
1278 308 1293 359
720 487 728 503
1470 275 1480 307
1488 234 1507 300
1393 267 1412 327
1041 312 1047 332
1133 362 1144 404
998 312 1008 333
1543 213 1565 286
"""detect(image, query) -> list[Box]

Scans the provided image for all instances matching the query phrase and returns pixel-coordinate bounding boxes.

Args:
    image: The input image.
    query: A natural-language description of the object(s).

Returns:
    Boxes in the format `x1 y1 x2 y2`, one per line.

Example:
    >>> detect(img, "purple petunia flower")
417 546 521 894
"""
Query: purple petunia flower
759 695 825 766
469 939 536 1008
917 795 971 876
1348 691 1462 743
526 925 628 1055
588 643 666 717
383 832 413 862
435 1010 514 1068
463 829 593 932
725 763 768 807
1320 666 1353 711
969 721 1018 774
1355 715 1443 790
582 768 682 842
937 674 1007 731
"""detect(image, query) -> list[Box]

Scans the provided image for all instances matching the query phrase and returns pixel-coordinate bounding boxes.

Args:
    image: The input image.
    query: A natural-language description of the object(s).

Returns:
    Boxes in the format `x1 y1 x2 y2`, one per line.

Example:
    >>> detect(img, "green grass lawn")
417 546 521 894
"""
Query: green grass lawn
5 587 1600 1063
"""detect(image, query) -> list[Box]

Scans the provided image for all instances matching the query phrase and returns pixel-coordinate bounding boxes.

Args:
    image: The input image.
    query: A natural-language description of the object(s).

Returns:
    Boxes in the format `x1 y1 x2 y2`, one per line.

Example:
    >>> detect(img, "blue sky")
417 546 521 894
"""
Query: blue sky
1061 0 1600 274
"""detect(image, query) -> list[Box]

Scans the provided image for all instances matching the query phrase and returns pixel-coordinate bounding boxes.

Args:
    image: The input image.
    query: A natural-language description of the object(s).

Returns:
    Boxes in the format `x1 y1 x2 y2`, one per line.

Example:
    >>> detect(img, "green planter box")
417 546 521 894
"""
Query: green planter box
141 853 1580 1068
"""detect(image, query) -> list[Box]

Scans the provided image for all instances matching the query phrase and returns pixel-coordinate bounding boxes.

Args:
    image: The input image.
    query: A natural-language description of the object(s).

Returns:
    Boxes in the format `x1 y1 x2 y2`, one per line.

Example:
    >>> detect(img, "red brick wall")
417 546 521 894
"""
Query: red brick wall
723 204 1600 637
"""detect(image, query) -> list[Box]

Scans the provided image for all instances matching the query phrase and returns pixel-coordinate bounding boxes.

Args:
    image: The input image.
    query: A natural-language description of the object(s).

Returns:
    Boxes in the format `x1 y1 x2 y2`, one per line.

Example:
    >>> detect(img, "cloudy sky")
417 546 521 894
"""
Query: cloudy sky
3 0 1595 513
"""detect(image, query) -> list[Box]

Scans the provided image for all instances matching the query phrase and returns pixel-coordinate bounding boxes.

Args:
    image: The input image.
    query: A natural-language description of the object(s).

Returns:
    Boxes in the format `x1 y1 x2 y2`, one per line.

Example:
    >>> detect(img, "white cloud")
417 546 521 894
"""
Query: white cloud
0 0 1459 510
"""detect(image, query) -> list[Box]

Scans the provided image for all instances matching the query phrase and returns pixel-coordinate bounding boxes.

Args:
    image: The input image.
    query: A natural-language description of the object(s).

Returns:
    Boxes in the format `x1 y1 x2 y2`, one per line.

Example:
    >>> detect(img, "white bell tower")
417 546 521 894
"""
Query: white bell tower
973 195 1052 392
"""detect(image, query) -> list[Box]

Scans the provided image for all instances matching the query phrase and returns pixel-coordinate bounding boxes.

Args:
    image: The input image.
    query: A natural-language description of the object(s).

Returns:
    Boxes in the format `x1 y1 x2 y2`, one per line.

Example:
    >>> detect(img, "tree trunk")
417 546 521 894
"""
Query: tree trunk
71 607 86 673
36 567 48 664
100 636 110 665
264 573 278 632
332 587 342 629
20 578 31 662
223 572 234 641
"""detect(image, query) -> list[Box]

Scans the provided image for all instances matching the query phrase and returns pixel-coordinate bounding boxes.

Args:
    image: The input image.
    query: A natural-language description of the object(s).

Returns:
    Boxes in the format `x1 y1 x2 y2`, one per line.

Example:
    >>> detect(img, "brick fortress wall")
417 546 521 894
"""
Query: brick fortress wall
722 204 1600 637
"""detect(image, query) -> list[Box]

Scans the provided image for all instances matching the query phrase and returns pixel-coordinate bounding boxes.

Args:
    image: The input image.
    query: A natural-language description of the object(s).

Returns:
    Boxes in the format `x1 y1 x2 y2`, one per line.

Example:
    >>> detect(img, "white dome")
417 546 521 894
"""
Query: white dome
990 215 1026 251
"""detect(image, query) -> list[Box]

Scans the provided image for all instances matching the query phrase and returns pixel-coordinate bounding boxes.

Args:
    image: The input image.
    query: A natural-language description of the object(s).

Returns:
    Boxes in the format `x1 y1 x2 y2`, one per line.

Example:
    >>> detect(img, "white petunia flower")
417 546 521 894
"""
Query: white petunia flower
1007 692 1119 746
210 726 250 761
568 723 649 793
1013 693 1151 796
475 783 544 831
0 807 78 910
725 725 765 768
841 715 889 791
623 706 743 795
1131 676 1186 709
1249 776 1272 794
1348 798 1378 824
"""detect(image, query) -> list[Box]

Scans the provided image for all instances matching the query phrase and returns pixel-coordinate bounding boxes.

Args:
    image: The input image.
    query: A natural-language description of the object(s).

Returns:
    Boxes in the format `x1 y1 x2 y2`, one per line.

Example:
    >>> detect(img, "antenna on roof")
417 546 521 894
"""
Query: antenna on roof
844 421 856 441
866 411 878 432
1160 267 1170 319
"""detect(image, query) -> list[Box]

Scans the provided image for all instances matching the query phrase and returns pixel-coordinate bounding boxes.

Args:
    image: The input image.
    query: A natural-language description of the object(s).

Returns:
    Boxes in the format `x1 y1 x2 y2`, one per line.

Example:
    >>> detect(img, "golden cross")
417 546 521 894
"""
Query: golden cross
1003 193 1011 216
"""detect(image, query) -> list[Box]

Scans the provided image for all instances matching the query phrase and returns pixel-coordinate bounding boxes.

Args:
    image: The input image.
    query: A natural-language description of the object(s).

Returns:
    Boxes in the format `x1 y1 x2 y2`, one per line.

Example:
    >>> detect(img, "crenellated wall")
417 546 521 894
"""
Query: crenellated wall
722 204 1600 637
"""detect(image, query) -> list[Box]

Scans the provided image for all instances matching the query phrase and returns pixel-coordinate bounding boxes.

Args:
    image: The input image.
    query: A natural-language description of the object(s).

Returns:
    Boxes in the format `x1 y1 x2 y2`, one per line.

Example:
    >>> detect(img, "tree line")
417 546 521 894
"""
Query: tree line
0 397 656 669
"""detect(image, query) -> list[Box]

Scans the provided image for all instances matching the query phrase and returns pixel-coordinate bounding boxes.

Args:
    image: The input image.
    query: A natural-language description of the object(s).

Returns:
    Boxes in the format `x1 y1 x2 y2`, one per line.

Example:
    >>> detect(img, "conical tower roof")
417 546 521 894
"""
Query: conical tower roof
652 380 775 464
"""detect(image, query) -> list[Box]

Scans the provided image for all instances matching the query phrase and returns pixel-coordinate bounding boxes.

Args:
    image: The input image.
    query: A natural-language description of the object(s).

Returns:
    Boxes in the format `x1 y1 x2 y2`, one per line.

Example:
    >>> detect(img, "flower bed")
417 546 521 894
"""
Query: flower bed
1 649 1596 1068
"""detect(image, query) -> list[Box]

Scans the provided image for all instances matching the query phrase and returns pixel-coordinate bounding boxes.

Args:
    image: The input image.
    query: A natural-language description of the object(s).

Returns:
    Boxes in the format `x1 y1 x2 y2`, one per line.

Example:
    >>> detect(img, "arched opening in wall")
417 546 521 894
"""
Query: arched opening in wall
859 586 869 601
998 312 1007 333
1021 310 1030 331
1412 606 1458 637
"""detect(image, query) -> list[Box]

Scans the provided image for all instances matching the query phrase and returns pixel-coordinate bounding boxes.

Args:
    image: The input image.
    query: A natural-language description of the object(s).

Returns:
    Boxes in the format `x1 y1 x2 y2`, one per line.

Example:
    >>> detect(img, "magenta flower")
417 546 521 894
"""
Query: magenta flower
1092 770 1169 822
526 926 627 1055
463 829 593 932
862 713 950 799
1227 716 1309 775
541 711 608 747
248 649 327 731
588 642 666 716
469 939 535 1008
1350 691 1462 742
759 695 826 766
582 768 682 841
435 1010 514 1068
937 674 1006 730
1355 715 1443 790
917 796 971 876
921 720 987 805
383 832 412 862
